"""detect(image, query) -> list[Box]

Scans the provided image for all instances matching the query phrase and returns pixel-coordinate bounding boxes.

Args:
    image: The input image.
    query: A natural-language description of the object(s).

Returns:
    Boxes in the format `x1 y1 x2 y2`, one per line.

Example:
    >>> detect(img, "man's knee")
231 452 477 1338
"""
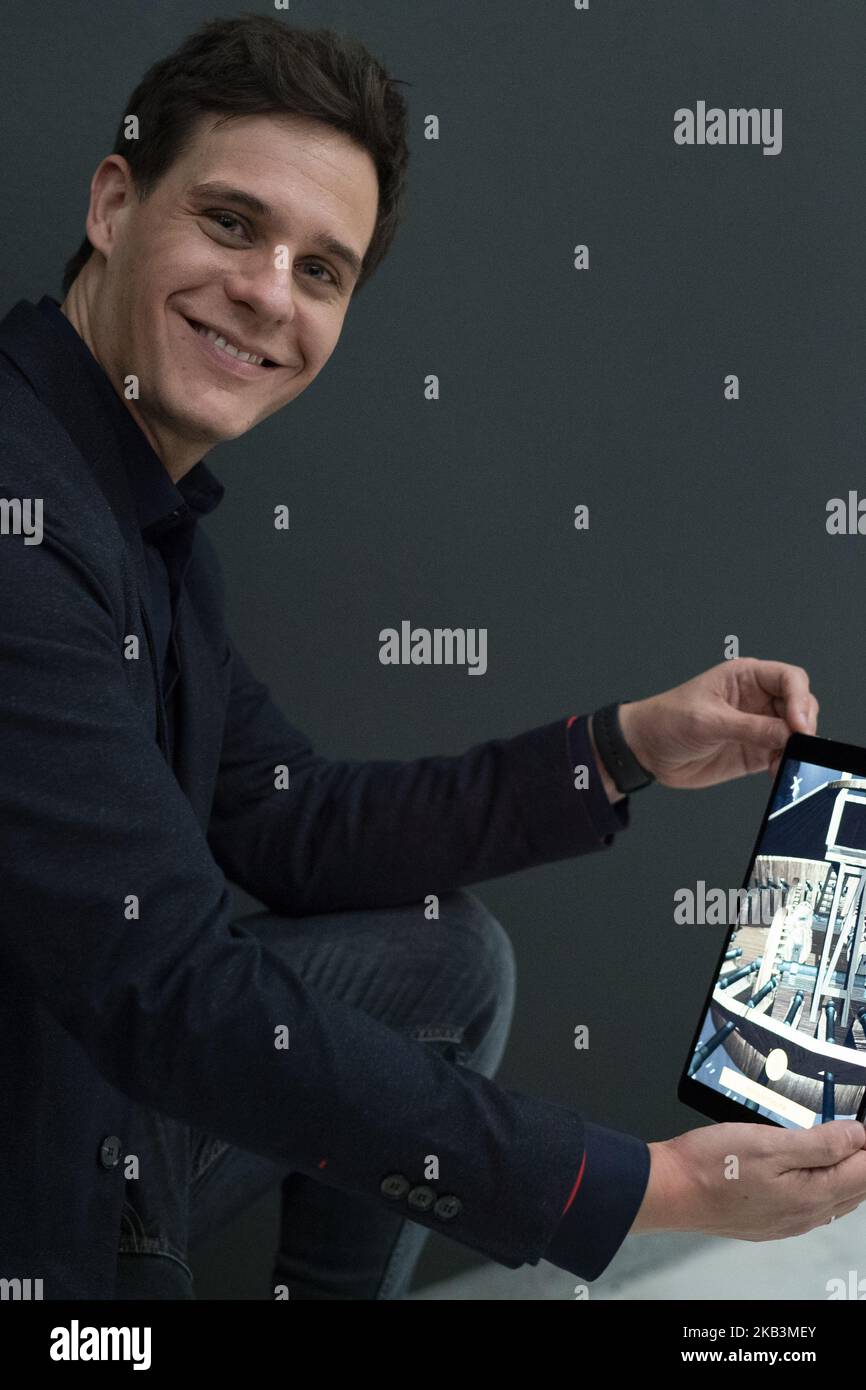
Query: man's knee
438 887 515 967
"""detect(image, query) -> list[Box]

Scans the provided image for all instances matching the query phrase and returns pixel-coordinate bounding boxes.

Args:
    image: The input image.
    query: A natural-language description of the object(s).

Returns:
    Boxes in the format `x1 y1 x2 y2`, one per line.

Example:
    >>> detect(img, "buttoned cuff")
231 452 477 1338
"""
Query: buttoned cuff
566 714 631 842
544 1119 651 1282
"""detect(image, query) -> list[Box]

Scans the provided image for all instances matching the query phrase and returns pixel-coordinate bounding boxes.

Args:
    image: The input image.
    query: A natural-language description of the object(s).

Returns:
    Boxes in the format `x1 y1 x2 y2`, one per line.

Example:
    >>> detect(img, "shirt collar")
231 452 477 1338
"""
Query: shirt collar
35 296 225 539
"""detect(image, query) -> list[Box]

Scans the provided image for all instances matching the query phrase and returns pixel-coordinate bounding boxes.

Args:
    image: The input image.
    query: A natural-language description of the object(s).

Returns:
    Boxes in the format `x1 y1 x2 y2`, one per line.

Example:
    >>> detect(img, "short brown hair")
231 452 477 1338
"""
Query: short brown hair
61 14 411 296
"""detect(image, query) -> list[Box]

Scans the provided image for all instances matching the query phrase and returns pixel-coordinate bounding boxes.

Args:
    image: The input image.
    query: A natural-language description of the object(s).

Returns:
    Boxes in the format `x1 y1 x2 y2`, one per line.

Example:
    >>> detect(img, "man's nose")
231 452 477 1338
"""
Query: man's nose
224 260 298 323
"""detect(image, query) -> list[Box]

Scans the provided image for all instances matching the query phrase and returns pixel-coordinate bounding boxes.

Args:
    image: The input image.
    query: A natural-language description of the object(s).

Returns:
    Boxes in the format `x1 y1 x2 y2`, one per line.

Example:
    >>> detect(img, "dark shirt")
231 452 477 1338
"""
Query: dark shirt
18 296 648 1284
35 296 225 766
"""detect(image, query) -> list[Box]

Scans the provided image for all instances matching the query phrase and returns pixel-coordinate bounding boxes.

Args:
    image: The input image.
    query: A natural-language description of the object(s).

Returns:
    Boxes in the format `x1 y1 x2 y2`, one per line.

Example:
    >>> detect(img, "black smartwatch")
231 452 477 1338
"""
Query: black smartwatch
590 702 655 794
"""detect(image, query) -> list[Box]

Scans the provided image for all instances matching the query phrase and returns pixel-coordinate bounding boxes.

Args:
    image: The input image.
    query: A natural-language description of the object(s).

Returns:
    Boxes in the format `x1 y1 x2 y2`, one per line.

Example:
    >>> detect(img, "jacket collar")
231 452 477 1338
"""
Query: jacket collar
0 296 225 539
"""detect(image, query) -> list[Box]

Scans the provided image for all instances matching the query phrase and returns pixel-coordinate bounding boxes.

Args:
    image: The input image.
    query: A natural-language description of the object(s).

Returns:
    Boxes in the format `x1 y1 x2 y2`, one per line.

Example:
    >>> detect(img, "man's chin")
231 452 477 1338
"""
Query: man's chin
169 409 245 449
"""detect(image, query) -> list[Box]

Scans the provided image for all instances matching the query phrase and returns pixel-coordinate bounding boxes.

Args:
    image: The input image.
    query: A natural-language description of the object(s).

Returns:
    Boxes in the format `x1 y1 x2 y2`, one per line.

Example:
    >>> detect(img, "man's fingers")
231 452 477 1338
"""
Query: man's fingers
753 660 814 733
719 708 790 750
778 1119 866 1173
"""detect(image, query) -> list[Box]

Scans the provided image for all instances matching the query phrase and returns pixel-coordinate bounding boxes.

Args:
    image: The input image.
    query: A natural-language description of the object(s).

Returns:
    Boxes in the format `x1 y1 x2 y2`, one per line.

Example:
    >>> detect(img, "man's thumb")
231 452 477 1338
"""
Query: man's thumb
721 710 790 750
782 1119 866 1169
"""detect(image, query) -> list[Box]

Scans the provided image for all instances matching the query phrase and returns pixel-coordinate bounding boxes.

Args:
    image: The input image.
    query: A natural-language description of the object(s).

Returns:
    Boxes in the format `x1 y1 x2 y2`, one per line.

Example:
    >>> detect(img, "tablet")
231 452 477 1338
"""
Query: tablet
679 732 866 1129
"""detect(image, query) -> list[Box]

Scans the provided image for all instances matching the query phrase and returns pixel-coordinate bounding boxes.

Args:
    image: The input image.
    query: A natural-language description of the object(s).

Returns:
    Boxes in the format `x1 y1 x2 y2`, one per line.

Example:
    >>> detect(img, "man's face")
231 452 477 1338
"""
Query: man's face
82 112 379 467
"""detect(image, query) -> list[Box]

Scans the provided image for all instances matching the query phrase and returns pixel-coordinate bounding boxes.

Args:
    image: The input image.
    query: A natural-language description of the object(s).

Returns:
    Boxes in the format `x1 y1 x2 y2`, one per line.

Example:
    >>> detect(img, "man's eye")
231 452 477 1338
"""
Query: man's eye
303 262 338 286
207 211 247 237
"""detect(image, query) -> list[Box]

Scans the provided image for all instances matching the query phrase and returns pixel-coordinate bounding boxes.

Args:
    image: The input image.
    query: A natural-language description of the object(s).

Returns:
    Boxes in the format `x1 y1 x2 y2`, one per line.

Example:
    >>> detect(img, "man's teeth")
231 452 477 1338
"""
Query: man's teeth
194 323 268 366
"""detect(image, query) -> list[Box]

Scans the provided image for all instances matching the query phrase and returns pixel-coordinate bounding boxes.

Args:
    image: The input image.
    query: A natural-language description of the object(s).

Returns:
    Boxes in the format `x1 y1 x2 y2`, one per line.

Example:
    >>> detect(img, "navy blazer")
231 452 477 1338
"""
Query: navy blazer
0 297 649 1299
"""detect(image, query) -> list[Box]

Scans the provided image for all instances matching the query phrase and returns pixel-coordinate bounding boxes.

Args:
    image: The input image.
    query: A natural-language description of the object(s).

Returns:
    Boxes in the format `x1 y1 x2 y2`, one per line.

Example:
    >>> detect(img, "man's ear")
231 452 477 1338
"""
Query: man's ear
85 155 135 261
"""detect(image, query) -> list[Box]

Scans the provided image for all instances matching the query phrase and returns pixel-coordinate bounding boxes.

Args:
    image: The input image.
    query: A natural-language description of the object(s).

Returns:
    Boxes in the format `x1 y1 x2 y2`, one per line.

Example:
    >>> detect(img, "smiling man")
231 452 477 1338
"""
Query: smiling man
0 16 854 1304
63 107 377 480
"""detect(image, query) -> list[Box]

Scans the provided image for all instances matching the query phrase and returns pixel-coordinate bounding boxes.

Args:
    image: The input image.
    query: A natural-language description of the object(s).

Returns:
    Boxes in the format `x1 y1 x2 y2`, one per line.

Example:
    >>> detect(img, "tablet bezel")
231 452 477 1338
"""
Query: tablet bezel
678 730 866 1128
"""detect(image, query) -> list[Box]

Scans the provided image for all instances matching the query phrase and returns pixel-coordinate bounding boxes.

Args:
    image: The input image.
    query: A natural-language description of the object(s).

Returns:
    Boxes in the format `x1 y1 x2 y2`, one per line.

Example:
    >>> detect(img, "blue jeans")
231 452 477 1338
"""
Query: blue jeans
113 889 516 1300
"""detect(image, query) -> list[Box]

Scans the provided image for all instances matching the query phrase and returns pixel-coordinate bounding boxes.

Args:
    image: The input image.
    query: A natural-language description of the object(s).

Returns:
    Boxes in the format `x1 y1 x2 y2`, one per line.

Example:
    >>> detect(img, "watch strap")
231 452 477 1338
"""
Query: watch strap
591 702 655 793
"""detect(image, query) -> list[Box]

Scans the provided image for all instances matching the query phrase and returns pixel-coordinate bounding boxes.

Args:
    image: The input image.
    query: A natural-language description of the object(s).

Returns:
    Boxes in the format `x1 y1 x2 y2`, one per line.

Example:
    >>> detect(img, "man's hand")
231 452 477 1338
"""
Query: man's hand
618 657 819 791
631 1119 866 1239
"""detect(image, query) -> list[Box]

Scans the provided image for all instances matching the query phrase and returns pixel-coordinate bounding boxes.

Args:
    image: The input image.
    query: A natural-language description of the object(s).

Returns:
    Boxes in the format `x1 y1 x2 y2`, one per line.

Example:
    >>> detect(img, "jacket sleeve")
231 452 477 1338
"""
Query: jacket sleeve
206 639 632 916
544 1121 651 1281
0 514 643 1277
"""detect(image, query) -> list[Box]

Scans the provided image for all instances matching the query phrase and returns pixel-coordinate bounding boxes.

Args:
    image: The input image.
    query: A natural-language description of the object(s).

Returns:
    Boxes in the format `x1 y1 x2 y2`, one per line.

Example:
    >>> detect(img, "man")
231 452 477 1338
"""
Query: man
1 16 864 1302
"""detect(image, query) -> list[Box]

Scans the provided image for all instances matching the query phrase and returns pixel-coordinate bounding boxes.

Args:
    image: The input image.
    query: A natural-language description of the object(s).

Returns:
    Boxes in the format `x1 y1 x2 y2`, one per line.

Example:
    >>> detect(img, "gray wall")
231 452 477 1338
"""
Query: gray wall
4 0 865 1294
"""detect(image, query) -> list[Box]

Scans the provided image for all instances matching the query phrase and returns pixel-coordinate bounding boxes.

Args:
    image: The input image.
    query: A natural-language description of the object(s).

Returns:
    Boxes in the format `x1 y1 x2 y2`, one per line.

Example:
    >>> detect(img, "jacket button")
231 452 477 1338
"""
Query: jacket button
433 1194 462 1221
99 1136 123 1169
380 1173 410 1200
407 1185 436 1212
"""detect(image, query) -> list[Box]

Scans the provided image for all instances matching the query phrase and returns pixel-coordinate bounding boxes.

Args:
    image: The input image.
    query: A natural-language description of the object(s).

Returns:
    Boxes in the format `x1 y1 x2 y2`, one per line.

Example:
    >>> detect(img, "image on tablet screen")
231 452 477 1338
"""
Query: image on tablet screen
688 755 866 1128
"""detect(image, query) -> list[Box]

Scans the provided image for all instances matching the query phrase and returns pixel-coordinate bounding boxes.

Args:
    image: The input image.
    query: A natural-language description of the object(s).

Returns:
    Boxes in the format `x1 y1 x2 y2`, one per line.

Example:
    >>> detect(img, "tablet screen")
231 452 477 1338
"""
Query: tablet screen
685 747 866 1128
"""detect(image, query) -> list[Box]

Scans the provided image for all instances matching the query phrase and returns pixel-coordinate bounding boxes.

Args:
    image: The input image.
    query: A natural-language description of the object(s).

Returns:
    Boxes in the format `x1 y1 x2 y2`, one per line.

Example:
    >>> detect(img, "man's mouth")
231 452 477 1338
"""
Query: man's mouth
182 315 282 371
